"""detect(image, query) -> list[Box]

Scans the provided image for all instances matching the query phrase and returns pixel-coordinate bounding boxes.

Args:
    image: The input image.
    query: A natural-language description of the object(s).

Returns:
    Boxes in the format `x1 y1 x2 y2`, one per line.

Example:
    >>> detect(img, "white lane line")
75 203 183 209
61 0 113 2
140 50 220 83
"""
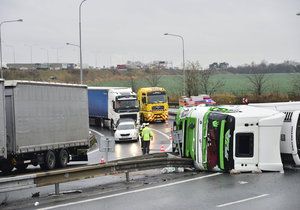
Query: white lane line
150 127 172 151
38 173 222 210
217 194 269 208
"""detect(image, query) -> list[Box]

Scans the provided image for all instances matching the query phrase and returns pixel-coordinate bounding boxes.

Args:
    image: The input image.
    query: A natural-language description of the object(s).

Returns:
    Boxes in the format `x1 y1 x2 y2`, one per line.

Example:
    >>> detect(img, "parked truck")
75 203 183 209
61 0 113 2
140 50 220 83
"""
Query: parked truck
137 87 168 123
0 80 90 173
88 87 139 130
249 102 300 166
172 105 285 173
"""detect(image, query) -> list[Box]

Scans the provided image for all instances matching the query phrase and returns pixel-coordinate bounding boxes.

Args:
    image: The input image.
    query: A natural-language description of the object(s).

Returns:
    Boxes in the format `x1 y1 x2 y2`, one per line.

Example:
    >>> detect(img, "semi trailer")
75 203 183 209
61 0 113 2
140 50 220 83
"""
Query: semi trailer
173 105 285 173
0 80 90 173
88 87 139 130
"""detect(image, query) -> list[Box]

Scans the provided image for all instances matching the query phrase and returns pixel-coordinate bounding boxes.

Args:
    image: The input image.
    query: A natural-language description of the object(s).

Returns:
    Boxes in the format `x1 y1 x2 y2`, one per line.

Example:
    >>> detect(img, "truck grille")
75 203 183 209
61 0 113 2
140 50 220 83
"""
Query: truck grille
121 134 130 137
120 114 137 120
152 106 164 111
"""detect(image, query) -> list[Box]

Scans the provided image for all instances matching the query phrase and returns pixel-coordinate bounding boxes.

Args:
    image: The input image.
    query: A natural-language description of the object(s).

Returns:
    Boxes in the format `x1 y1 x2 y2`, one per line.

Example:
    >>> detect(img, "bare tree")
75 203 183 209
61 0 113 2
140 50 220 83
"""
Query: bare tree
185 61 225 96
126 70 139 92
145 67 162 87
185 62 201 96
246 63 269 96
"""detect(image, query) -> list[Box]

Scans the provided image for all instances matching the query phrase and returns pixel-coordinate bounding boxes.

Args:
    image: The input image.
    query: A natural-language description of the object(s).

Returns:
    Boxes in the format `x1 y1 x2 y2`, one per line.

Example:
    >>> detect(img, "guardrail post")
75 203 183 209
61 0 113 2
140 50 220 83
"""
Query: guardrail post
55 183 60 195
125 171 130 182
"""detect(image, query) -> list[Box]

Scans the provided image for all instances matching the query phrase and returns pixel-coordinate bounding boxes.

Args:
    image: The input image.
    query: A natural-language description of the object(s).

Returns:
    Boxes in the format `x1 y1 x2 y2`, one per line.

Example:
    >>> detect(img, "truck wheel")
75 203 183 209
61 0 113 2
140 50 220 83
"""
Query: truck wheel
56 149 69 168
40 150 56 170
16 163 28 171
0 159 14 174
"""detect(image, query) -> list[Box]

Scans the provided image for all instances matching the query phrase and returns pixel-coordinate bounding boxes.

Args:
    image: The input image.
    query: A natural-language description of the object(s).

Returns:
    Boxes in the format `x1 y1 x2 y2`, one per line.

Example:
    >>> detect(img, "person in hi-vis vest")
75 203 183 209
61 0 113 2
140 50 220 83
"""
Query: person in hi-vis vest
141 123 153 155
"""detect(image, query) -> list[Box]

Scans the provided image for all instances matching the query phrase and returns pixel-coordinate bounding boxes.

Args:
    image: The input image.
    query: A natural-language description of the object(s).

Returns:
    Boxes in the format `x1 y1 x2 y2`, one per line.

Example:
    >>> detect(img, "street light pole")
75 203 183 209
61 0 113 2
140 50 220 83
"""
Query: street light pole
164 33 185 95
0 19 23 78
79 0 87 84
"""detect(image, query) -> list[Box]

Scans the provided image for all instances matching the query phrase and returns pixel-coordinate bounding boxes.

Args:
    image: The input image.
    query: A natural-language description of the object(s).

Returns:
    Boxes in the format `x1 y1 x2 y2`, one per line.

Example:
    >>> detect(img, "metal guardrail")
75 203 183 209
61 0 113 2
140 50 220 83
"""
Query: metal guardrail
168 102 179 108
0 153 193 194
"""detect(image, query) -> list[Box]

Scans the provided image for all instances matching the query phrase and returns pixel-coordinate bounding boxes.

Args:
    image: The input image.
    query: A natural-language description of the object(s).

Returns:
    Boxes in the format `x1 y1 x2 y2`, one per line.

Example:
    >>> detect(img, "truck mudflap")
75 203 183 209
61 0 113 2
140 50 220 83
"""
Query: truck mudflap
70 154 88 161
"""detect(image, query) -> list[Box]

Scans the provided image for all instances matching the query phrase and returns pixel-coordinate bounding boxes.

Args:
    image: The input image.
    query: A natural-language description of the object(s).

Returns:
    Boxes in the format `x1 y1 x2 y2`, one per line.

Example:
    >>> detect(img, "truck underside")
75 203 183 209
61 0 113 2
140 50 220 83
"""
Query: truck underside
0 145 88 174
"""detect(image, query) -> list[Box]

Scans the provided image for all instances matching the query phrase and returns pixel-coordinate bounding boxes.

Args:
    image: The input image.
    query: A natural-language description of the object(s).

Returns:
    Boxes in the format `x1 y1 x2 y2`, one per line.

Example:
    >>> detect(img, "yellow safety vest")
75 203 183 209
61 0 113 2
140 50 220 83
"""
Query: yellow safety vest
142 127 153 141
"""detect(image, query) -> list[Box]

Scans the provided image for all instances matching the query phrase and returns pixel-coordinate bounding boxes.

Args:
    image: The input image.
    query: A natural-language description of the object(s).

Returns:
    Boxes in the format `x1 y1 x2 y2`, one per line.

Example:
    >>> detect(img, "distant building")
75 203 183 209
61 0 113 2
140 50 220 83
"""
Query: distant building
116 64 127 71
7 63 76 70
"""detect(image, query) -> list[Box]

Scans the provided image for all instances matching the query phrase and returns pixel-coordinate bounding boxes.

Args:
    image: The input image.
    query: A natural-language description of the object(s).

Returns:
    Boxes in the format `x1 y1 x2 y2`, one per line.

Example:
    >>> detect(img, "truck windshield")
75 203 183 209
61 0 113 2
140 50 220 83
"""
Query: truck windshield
115 99 138 112
148 93 166 103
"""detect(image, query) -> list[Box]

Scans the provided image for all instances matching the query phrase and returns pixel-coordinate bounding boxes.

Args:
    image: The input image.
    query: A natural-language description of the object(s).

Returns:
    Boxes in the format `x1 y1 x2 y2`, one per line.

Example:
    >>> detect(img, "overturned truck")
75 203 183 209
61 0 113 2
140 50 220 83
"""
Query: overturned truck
172 105 285 173
0 80 90 173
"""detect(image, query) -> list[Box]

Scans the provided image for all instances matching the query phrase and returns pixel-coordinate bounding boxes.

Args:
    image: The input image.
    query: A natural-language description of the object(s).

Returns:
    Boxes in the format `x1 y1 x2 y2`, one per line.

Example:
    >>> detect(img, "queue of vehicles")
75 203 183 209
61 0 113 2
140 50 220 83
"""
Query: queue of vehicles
4 79 298 175
0 83 169 173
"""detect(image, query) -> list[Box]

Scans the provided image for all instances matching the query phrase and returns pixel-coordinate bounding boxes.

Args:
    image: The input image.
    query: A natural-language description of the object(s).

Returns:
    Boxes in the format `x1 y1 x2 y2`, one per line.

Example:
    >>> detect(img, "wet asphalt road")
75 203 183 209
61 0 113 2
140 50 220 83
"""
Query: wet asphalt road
37 169 300 210
88 121 173 164
0 121 173 205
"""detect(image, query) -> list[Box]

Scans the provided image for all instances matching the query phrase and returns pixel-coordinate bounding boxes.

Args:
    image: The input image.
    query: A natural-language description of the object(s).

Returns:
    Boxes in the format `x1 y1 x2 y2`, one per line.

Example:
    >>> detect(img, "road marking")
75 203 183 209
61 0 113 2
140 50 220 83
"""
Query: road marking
217 194 269 208
150 127 172 151
38 173 222 210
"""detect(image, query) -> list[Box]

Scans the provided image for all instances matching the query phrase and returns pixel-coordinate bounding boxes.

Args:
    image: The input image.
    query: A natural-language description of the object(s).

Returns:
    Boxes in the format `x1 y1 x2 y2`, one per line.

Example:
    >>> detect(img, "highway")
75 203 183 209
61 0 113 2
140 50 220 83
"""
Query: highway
35 169 300 210
1 119 300 210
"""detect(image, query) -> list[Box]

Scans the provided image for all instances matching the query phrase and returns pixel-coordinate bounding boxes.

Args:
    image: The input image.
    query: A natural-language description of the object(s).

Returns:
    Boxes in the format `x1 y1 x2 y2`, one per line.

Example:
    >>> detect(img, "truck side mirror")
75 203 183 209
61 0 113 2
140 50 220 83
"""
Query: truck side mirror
112 100 115 109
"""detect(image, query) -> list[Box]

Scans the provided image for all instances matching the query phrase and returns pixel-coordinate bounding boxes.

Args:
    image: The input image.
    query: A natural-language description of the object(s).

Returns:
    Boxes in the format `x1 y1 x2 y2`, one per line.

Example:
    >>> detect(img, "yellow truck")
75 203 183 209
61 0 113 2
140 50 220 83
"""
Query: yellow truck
137 87 169 123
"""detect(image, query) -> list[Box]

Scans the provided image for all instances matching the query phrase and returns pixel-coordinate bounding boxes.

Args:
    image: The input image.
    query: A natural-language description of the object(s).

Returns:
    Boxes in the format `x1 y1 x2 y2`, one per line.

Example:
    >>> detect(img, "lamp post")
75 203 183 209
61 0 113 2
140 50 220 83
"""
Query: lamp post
79 0 87 84
0 19 23 78
66 42 80 48
164 33 185 95
40 48 49 68
24 44 36 64
66 42 80 69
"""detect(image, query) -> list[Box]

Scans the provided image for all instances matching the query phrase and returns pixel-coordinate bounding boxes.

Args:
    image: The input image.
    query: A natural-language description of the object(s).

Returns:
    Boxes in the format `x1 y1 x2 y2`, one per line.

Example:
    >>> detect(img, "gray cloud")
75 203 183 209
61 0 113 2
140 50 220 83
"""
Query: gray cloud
0 0 299 67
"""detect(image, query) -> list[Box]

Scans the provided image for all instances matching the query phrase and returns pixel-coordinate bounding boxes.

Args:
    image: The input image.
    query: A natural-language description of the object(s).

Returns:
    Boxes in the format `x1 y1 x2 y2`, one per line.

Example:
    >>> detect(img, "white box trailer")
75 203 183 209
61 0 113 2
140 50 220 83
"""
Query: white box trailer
249 102 300 166
0 81 90 173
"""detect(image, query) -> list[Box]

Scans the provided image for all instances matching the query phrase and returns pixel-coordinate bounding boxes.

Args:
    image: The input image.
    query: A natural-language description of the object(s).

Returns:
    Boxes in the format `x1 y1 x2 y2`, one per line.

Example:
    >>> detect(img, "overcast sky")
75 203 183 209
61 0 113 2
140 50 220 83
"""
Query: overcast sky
0 0 300 68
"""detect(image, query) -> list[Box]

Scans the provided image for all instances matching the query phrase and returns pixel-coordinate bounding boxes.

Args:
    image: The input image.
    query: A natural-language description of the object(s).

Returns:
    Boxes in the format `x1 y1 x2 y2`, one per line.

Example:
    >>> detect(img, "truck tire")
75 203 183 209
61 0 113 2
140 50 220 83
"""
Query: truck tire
100 119 104 128
56 149 69 168
16 163 28 171
40 150 56 170
0 159 14 174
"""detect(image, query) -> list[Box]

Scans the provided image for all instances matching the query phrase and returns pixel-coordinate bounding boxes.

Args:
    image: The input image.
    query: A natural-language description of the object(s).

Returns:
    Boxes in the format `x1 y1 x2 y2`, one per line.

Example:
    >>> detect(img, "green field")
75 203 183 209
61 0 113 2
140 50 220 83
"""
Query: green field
89 73 299 96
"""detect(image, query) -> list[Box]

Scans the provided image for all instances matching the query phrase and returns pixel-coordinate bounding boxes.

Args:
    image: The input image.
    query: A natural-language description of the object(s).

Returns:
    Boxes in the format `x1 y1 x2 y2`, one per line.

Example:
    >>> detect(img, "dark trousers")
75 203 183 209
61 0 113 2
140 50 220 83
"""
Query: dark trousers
142 141 150 155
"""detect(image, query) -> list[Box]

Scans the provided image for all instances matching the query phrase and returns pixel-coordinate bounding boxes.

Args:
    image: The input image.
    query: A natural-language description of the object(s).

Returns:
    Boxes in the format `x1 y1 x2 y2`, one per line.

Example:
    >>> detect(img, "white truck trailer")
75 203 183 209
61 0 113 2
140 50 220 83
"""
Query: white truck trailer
88 87 139 130
249 102 300 166
0 80 90 173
